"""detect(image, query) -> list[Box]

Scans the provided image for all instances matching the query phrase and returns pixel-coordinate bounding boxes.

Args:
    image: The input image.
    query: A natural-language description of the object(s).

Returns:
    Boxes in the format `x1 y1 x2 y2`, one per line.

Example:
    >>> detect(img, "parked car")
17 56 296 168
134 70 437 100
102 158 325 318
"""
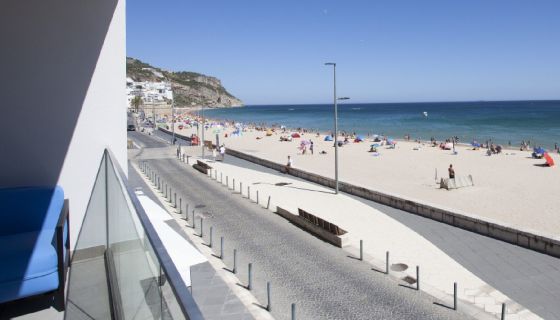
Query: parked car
127 124 136 131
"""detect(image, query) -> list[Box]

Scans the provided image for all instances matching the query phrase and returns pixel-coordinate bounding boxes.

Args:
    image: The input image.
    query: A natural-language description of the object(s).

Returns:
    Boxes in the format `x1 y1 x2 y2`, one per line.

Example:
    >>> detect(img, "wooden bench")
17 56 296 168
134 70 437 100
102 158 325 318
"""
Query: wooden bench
193 160 212 174
440 175 474 190
298 208 347 236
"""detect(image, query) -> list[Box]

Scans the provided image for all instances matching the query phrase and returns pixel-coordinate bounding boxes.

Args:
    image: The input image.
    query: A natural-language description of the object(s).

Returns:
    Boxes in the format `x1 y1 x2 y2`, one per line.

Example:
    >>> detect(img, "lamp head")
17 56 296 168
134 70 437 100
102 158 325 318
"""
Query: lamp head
324 62 336 66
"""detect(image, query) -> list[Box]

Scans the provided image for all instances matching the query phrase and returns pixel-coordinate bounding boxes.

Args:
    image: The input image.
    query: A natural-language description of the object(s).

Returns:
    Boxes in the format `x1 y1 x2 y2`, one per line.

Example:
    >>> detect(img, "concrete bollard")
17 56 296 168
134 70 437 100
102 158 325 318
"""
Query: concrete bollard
240 182 243 195
266 282 271 312
179 198 182 214
233 178 235 191
386 251 390 274
182 154 185 162
359 240 363 261
267 196 271 209
453 282 457 311
220 236 224 259
416 266 420 290
192 211 196 229
501 303 506 320
226 176 229 188
165 183 168 198
209 227 213 247
220 172 223 184
248 186 250 199
248 263 253 290
257 190 259 204
291 303 296 320
186 204 189 221
199 217 204 237
174 193 177 208
233 249 237 274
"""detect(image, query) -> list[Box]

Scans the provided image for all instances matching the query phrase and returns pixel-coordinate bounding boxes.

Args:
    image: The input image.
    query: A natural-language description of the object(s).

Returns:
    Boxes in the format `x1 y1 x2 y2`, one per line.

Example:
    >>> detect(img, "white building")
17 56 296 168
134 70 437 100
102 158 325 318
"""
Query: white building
126 79 173 106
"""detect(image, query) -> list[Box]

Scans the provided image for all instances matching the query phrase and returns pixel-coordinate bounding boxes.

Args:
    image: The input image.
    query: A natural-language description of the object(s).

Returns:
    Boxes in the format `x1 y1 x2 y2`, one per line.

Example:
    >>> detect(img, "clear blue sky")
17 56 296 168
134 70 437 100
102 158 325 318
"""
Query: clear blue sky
127 0 560 105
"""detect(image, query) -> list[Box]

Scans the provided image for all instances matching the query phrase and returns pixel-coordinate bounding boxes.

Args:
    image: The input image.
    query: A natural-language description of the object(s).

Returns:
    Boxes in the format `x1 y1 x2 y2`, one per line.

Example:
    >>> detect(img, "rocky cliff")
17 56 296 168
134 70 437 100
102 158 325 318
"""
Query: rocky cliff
127 57 243 108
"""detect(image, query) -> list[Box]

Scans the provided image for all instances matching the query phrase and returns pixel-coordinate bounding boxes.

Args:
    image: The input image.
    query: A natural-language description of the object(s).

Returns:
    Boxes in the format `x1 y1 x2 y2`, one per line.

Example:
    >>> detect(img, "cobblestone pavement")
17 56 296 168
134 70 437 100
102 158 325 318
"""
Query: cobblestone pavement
131 154 472 319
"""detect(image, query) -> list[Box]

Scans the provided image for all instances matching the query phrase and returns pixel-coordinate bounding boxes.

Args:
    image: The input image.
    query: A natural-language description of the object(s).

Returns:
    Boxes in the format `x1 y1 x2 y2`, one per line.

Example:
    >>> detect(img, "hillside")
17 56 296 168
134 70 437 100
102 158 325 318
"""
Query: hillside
126 57 243 108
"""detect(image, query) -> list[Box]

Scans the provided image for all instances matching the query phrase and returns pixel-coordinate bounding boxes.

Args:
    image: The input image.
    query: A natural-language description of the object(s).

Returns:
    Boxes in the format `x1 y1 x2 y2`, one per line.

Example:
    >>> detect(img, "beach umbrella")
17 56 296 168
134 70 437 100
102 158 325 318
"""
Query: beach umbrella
266 130 273 136
444 142 453 150
356 135 364 141
370 143 380 147
544 152 555 166
471 142 481 147
291 132 301 138
324 135 333 141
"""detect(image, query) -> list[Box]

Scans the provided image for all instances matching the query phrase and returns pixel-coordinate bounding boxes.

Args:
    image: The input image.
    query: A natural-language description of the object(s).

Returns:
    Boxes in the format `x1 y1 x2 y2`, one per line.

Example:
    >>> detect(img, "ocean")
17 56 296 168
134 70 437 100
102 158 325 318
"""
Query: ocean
203 100 560 149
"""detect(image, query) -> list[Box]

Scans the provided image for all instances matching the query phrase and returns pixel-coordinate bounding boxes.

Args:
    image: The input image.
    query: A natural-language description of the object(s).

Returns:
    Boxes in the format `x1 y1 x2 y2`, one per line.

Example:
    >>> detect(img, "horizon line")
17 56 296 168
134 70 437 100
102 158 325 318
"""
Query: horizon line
240 99 560 107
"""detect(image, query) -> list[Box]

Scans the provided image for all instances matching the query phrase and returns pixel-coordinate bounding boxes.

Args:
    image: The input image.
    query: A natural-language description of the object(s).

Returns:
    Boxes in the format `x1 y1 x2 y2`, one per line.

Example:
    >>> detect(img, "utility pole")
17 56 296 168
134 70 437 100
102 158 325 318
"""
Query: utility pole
171 98 175 145
201 103 205 158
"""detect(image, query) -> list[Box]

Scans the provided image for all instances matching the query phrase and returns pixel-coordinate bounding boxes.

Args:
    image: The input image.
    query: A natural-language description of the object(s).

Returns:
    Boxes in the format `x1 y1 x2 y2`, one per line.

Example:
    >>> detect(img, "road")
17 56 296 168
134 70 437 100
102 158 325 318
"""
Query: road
128 132 471 320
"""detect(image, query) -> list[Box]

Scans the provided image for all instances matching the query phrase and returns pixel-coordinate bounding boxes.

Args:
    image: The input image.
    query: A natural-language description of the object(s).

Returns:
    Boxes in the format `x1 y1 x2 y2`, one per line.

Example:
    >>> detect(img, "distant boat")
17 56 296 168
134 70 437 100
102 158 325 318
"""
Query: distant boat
423 111 428 117
288 108 295 111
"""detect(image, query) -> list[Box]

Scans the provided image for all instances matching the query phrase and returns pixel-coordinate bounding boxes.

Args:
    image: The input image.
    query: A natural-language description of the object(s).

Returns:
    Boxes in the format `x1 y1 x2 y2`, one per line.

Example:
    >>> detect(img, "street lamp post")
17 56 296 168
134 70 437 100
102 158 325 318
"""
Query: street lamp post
324 62 350 194
171 99 176 145
201 104 205 159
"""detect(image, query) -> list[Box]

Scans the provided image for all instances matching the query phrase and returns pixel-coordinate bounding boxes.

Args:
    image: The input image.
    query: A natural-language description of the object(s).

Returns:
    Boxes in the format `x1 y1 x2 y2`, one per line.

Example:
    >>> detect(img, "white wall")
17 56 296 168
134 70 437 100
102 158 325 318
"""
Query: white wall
0 0 126 247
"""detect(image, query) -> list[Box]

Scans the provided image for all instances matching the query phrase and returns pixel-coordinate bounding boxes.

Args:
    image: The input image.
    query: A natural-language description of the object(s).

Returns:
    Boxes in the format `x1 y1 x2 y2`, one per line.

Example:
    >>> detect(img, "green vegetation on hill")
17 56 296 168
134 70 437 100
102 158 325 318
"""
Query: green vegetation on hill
126 57 242 107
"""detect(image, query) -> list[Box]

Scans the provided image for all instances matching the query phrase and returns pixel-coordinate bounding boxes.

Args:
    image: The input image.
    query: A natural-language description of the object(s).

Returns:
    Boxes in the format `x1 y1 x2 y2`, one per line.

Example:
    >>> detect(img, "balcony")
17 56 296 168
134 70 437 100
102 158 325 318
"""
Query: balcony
0 150 204 319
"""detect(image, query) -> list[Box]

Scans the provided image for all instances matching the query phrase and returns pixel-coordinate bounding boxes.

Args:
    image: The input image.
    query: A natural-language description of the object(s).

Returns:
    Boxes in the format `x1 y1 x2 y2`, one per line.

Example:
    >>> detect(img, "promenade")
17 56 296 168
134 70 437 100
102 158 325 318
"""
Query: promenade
129 131 473 319
137 129 560 319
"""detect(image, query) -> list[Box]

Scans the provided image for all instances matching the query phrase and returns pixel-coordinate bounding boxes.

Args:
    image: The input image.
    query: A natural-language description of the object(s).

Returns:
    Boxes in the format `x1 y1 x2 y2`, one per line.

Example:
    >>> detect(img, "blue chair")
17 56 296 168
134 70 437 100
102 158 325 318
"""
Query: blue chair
0 186 70 310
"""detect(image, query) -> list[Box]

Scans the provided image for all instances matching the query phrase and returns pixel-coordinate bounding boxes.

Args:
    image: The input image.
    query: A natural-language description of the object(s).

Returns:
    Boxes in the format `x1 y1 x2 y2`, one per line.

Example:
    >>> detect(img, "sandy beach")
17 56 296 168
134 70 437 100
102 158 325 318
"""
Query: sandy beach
170 119 560 238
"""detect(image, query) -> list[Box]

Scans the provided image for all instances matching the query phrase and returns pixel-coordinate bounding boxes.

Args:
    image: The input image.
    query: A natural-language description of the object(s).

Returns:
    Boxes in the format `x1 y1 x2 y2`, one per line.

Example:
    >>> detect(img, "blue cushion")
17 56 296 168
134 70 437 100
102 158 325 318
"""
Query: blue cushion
0 231 58 283
0 186 64 235
0 231 59 303
0 186 65 303
0 271 59 304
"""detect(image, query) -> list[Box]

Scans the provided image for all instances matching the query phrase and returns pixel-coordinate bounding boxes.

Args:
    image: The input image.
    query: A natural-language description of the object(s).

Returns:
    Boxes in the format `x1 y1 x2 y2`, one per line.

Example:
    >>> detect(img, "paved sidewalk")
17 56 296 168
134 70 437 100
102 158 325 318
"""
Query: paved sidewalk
178 146 541 320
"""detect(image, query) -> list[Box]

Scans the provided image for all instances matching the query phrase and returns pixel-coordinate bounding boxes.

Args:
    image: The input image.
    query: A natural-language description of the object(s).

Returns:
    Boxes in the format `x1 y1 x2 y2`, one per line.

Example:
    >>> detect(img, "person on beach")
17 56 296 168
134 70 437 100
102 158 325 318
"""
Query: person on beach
310 141 314 154
448 164 455 179
287 155 293 167
219 145 226 161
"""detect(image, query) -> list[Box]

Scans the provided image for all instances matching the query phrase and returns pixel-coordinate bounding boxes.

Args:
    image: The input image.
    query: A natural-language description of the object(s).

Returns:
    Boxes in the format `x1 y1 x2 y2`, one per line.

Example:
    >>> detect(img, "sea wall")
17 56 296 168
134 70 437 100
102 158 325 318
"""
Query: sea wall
226 148 560 258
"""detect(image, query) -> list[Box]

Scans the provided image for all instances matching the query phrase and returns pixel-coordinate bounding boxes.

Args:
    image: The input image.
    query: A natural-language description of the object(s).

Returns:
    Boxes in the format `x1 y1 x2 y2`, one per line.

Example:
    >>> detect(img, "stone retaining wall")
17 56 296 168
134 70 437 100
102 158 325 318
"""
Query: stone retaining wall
227 148 560 258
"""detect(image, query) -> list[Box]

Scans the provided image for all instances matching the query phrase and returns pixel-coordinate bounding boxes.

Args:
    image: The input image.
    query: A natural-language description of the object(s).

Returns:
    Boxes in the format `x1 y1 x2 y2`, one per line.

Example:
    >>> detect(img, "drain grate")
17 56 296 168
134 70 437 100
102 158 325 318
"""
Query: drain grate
401 276 417 285
390 263 408 272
